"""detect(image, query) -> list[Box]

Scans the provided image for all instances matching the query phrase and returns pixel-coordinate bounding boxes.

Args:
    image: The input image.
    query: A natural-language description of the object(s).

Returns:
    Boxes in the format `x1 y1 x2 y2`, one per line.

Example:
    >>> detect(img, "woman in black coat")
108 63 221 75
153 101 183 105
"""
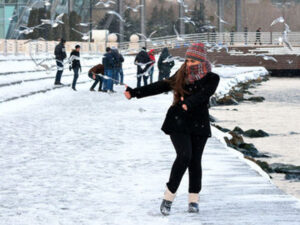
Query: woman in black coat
124 43 220 216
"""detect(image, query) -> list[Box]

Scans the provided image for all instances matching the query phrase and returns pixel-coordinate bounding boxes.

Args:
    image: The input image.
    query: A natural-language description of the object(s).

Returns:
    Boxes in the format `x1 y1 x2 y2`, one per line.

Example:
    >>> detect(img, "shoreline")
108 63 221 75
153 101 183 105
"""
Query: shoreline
211 74 300 200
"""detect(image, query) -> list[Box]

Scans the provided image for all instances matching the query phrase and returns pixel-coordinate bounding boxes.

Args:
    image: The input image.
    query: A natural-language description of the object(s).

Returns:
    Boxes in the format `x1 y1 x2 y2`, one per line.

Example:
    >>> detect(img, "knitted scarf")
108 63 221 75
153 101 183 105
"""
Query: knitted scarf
186 60 211 83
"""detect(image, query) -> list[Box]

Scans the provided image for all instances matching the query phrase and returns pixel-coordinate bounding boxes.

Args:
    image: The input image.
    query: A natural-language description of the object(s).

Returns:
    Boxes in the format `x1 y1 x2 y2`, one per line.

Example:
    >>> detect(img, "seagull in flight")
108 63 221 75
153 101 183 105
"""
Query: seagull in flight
173 25 184 41
76 22 95 27
107 10 125 22
72 28 91 40
126 5 143 13
96 0 116 8
214 12 229 24
256 54 278 62
17 24 44 35
41 13 64 28
137 30 157 42
179 16 195 26
270 16 284 26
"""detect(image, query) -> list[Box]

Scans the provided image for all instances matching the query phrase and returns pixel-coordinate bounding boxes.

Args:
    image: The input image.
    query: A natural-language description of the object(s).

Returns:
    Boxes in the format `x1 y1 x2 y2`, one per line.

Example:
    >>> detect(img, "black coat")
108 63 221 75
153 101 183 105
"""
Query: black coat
54 42 67 61
135 49 152 74
158 48 174 75
111 49 124 68
129 71 220 137
102 52 115 70
70 50 81 69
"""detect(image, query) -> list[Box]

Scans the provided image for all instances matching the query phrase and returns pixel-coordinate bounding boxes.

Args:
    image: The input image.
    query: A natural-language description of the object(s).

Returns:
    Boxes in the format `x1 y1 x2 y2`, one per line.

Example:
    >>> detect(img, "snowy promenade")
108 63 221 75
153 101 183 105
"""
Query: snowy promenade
0 60 300 224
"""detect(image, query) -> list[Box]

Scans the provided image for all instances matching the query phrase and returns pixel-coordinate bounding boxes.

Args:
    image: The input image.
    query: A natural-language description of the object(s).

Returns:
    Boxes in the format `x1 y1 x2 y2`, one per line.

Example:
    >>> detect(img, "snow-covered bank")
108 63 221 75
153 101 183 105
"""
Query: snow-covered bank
212 66 269 98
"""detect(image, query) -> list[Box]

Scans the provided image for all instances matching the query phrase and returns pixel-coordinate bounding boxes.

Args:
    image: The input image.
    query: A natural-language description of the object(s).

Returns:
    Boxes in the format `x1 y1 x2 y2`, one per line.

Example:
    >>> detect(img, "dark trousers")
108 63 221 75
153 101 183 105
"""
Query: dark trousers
167 133 208 194
158 71 170 81
88 72 103 91
137 75 148 88
72 67 79 89
149 66 154 83
55 61 64 84
255 37 262 45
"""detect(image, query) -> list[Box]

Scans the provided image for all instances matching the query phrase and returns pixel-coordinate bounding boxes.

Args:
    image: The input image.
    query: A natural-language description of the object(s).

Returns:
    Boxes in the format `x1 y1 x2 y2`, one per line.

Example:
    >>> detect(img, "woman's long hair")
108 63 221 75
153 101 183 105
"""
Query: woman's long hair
168 62 189 105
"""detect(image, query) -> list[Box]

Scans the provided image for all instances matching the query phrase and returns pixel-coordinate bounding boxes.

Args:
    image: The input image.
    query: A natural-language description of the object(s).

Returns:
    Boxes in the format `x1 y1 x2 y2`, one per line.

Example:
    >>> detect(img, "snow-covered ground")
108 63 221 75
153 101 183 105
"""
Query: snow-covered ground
0 56 300 224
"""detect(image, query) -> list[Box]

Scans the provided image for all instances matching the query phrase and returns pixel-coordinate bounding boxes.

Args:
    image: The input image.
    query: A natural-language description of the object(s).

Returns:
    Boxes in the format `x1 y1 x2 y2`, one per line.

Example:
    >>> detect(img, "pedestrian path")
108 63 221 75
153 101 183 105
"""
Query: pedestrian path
0 81 299 225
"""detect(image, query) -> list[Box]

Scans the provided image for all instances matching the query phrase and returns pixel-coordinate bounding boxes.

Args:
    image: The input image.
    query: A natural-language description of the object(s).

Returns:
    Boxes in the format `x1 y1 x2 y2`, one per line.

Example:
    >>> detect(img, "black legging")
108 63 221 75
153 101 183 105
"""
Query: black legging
167 133 208 194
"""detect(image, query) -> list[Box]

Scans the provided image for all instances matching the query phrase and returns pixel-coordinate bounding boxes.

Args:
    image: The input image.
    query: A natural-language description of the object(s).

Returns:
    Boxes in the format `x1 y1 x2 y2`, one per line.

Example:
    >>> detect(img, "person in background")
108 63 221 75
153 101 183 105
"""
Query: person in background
255 27 262 45
244 26 248 46
230 28 235 45
211 28 216 44
118 51 125 85
111 47 124 85
158 48 174 81
69 45 81 91
134 47 152 88
102 47 116 93
148 49 156 84
88 64 104 92
54 38 67 85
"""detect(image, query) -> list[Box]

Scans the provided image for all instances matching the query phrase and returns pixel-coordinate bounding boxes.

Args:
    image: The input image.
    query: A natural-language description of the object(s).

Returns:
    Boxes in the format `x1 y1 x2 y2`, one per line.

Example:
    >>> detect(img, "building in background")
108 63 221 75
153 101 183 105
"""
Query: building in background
0 0 90 39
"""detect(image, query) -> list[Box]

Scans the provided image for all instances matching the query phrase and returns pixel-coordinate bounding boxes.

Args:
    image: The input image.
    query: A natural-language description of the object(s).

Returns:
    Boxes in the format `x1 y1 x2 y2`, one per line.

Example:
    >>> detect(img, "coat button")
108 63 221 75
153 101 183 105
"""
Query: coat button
175 116 178 120
201 124 205 128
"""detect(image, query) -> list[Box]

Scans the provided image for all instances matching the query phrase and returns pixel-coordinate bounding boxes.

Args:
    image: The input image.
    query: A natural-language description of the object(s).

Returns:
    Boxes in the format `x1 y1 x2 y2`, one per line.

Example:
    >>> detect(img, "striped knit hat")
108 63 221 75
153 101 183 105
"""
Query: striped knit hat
185 42 207 62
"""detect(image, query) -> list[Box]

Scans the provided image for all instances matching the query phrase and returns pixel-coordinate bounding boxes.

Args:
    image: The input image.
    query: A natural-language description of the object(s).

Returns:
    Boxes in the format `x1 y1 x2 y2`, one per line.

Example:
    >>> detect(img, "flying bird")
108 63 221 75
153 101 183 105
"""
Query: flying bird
256 54 278 62
173 25 184 41
96 0 116 8
163 56 185 63
282 23 293 51
270 16 284 26
126 5 143 13
71 28 91 40
76 22 95 27
41 13 64 28
17 24 44 35
179 16 195 26
107 10 125 22
214 12 229 24
137 30 157 42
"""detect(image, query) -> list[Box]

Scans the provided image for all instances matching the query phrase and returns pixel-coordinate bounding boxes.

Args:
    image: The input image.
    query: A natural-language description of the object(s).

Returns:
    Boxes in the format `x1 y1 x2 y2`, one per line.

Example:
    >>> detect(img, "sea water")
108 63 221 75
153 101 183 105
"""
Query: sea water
210 77 300 199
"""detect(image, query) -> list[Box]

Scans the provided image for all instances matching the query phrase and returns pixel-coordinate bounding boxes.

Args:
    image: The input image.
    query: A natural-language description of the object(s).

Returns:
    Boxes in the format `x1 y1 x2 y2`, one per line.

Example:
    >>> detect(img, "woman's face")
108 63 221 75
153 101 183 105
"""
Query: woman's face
186 58 201 67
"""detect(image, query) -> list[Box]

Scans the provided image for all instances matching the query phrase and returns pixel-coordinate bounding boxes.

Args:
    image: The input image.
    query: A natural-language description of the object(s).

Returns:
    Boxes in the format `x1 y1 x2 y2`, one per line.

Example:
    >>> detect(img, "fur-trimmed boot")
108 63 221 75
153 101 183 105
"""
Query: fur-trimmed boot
160 188 176 216
188 193 199 213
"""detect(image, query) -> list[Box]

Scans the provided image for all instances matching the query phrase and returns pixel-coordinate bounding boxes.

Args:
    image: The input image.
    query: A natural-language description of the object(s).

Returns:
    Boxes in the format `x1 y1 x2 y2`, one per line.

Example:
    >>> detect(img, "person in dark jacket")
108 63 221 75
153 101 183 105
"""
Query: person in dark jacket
111 47 124 85
255 27 262 45
88 64 104 92
158 48 175 81
230 28 235 45
54 38 67 85
134 47 152 88
124 43 220 216
244 26 248 45
69 45 81 91
102 47 116 92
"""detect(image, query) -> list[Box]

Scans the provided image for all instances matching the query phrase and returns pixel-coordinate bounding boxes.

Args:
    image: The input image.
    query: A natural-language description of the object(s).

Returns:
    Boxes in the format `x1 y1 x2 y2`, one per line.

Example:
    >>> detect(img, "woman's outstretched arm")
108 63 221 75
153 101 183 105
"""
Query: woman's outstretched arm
124 74 176 99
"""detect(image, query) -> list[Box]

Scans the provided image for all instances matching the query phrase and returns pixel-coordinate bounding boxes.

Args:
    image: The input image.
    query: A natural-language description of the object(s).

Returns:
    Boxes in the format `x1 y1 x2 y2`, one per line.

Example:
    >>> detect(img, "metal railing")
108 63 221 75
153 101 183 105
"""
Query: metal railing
0 32 299 56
